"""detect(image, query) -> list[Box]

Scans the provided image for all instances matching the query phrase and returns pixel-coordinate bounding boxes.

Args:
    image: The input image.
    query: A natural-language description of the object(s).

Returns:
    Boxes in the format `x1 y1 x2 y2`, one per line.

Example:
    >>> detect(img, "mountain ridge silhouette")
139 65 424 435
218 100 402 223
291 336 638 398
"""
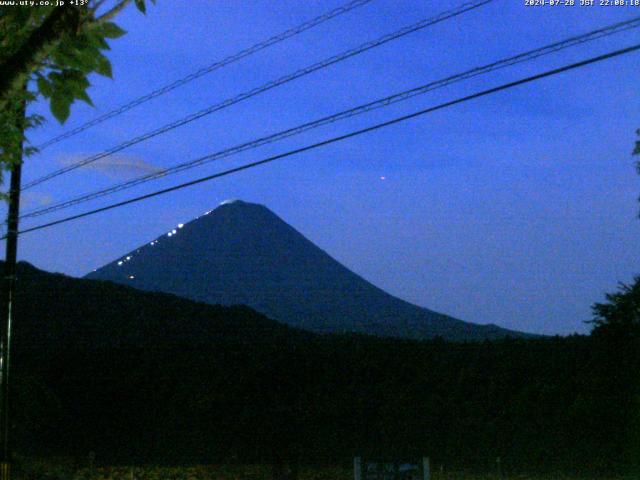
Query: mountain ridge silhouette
85 200 533 340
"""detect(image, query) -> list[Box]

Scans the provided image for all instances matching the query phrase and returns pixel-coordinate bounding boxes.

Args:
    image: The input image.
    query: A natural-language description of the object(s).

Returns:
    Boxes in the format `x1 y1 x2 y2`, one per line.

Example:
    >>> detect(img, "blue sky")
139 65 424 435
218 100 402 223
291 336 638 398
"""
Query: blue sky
7 0 640 335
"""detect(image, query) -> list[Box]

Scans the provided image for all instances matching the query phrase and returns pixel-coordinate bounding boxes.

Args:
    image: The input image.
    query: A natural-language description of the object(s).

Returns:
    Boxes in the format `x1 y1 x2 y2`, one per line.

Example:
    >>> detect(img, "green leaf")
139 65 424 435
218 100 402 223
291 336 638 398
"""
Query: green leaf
50 93 71 123
135 0 146 14
87 32 110 51
58 42 101 73
37 76 53 98
23 146 39 158
95 54 113 78
76 89 94 107
101 22 126 39
25 113 45 129
65 74 90 95
47 71 64 83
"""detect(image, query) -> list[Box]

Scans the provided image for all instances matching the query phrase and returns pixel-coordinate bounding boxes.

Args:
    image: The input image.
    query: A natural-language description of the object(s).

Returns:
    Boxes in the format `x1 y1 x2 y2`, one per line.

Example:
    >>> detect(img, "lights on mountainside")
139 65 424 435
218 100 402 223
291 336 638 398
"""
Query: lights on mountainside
113 219 190 268
118 254 135 265
115 220 189 264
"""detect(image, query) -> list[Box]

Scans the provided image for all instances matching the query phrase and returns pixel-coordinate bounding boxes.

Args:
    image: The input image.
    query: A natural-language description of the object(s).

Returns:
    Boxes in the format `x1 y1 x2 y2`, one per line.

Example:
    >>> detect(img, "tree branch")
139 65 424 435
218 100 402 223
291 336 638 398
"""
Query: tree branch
0 7 82 107
91 0 109 11
95 0 131 24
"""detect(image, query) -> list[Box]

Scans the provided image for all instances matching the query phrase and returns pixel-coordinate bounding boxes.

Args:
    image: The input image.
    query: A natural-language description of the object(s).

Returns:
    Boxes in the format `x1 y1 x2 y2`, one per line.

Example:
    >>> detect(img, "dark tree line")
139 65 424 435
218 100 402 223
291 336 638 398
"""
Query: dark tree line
4 263 639 476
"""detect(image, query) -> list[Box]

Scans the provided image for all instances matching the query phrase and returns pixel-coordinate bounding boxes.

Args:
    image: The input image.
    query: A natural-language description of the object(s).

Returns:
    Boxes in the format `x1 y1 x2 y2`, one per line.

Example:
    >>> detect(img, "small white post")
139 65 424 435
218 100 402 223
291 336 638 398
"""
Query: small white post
422 457 430 480
354 457 362 480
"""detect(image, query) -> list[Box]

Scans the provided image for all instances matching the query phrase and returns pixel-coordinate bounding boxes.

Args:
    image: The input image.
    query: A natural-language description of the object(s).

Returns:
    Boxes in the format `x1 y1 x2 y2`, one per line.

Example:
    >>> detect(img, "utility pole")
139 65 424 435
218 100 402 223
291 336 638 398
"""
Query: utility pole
0 97 25 480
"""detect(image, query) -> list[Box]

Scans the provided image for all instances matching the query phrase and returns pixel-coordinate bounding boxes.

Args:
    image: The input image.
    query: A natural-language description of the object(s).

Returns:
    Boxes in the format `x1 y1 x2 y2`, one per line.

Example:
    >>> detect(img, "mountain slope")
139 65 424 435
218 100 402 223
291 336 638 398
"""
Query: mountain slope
86 200 530 340
9 260 309 352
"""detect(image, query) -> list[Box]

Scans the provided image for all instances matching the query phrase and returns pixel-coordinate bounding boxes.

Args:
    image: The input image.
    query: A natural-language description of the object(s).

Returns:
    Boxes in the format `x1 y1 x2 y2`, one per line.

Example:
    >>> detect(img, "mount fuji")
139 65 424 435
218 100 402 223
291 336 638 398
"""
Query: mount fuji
85 200 530 341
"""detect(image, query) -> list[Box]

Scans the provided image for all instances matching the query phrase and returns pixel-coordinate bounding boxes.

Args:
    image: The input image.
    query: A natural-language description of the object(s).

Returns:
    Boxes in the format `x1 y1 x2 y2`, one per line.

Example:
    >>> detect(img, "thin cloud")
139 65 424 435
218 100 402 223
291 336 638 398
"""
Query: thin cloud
58 154 166 180
22 192 54 209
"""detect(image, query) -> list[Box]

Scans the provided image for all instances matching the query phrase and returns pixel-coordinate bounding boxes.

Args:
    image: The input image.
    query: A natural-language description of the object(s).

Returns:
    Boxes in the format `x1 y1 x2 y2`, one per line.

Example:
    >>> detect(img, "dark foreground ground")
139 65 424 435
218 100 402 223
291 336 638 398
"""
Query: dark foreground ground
6 263 640 476
13 461 640 480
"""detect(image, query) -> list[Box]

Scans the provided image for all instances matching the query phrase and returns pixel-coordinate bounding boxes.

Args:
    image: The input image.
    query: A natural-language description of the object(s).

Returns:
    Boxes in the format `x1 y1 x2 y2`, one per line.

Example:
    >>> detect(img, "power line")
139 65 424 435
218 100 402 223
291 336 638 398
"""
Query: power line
10 43 640 239
34 0 375 151
19 15 640 221
22 0 493 191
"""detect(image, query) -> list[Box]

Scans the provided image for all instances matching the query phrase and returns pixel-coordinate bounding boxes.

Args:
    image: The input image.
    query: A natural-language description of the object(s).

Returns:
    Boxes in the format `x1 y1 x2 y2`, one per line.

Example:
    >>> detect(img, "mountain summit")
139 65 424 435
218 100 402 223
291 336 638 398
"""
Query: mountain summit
86 200 529 340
